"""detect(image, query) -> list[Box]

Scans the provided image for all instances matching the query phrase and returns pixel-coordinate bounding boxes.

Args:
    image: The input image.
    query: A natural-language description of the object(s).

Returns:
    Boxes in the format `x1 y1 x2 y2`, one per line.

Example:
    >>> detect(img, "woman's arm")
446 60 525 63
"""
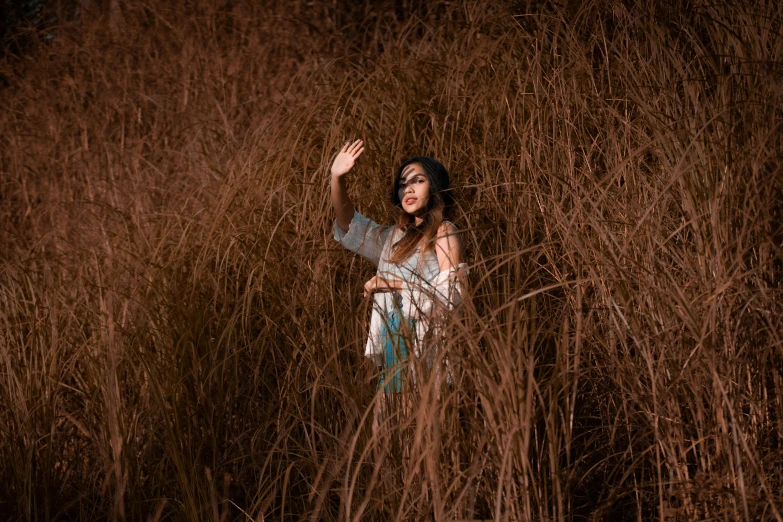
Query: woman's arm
330 139 364 232
363 274 403 297
406 223 466 317
434 222 463 271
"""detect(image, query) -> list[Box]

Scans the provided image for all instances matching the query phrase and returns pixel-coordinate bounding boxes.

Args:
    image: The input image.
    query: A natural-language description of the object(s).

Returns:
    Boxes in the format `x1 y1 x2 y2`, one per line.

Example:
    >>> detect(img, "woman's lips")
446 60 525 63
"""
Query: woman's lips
404 197 416 205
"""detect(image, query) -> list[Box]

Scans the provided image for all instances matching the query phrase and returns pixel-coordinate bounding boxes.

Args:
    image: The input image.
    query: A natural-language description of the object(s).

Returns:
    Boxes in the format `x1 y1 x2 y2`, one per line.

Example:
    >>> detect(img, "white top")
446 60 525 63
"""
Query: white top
334 210 466 361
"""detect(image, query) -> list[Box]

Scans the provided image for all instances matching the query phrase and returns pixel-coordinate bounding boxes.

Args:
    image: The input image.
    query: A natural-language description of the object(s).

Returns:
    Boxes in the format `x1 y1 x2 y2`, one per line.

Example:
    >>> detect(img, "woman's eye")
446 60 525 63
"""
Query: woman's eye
399 177 424 189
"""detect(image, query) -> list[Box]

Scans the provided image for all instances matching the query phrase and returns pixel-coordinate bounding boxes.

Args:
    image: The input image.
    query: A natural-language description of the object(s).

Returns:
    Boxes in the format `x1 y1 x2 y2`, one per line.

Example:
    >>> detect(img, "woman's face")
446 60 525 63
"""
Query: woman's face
398 163 431 215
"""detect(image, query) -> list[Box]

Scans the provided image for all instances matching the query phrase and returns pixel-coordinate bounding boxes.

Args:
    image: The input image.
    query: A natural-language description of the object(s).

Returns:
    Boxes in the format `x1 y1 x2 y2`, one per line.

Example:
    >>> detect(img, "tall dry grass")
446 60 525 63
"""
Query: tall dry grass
1 0 782 520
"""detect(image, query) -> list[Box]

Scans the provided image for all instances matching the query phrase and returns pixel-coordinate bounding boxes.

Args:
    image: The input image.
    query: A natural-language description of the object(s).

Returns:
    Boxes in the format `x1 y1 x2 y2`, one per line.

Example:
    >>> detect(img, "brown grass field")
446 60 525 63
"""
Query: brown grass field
1 0 782 520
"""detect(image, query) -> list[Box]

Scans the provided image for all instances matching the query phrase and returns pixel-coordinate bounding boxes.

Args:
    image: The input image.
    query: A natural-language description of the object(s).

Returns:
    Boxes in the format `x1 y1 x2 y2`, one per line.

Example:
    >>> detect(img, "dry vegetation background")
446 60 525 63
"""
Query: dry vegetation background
1 0 782 520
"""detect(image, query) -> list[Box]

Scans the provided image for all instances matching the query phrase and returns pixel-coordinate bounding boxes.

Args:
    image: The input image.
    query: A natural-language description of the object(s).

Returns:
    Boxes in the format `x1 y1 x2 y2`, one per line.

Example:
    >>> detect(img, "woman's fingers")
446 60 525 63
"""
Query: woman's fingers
339 139 363 158
363 276 376 297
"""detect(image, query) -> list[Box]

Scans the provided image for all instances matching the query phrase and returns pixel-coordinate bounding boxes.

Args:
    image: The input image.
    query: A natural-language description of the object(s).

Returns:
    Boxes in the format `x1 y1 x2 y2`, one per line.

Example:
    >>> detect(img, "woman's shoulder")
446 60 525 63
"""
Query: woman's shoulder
437 221 460 237
435 221 463 258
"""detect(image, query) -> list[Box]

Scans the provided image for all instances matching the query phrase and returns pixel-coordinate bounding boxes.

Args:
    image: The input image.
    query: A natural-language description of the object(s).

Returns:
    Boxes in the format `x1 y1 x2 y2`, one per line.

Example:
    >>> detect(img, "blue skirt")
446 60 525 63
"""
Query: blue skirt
378 309 416 393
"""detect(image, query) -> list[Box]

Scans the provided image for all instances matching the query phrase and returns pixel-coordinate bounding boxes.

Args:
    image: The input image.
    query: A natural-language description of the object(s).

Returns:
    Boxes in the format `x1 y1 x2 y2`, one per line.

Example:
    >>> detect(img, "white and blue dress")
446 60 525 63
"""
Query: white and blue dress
334 211 466 392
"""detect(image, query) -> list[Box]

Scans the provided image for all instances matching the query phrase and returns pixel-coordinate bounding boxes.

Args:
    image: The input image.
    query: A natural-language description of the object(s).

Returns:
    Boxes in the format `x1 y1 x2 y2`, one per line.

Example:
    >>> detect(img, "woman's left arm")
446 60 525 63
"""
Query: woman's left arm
434 222 463 272
409 222 467 317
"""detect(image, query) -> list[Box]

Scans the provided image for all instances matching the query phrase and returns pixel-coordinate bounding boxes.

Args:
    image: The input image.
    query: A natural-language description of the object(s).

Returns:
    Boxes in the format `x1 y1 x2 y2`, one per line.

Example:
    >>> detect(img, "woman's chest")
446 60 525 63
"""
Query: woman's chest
378 229 440 282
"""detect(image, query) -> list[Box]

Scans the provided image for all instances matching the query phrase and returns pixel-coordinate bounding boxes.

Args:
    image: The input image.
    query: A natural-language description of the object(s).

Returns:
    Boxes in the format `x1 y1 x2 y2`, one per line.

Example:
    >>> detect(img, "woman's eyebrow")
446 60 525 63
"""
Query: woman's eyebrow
400 166 417 181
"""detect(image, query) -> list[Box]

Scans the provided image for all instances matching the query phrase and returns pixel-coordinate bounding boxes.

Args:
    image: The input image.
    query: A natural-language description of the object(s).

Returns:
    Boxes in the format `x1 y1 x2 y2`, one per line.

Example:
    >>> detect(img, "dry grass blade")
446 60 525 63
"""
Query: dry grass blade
1 0 781 520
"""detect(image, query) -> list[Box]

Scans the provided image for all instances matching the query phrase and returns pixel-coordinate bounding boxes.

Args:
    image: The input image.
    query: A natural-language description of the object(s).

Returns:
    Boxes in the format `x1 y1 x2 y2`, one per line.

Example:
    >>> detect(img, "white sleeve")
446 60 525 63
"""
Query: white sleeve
333 211 392 267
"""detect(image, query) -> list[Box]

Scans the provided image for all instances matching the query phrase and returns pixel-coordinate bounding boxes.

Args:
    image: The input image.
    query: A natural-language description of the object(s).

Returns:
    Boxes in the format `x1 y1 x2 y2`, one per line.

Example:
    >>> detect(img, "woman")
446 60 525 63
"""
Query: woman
330 139 466 394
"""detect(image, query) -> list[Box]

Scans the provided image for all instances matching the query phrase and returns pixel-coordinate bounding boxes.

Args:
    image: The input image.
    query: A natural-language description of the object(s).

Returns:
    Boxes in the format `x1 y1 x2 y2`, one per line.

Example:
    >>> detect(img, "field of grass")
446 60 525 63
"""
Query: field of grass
1 0 782 520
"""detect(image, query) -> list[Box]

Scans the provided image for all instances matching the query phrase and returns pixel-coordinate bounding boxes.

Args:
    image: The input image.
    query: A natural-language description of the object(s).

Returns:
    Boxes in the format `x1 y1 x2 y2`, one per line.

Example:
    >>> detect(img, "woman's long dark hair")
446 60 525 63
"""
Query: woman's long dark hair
388 156 452 264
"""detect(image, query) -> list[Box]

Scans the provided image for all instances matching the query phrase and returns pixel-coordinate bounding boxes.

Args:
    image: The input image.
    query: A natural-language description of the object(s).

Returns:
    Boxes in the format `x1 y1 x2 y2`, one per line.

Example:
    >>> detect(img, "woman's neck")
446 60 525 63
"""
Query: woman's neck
414 215 424 226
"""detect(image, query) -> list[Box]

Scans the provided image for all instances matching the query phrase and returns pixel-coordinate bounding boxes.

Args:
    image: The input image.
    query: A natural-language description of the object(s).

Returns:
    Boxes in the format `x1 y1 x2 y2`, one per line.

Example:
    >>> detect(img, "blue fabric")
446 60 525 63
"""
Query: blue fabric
378 305 416 393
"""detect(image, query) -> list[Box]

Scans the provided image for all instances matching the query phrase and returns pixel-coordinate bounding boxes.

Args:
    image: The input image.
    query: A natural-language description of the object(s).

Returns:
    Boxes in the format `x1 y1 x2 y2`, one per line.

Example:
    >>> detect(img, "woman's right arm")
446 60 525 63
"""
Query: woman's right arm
330 139 364 232
331 139 391 267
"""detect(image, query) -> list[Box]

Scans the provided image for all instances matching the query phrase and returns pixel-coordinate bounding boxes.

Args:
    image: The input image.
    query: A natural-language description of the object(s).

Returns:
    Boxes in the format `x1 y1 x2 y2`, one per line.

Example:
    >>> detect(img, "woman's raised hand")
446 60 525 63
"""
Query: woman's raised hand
331 139 365 177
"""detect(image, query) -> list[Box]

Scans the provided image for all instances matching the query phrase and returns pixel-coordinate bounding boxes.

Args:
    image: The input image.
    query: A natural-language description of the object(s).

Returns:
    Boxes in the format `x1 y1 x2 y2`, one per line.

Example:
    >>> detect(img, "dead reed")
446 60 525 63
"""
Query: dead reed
1 0 781 520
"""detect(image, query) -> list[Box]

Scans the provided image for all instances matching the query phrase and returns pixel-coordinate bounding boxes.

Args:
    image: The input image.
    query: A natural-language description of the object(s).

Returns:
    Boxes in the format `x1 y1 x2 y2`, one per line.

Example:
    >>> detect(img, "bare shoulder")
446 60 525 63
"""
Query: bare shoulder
437 221 460 238
434 222 463 269
435 221 462 258
436 222 462 252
